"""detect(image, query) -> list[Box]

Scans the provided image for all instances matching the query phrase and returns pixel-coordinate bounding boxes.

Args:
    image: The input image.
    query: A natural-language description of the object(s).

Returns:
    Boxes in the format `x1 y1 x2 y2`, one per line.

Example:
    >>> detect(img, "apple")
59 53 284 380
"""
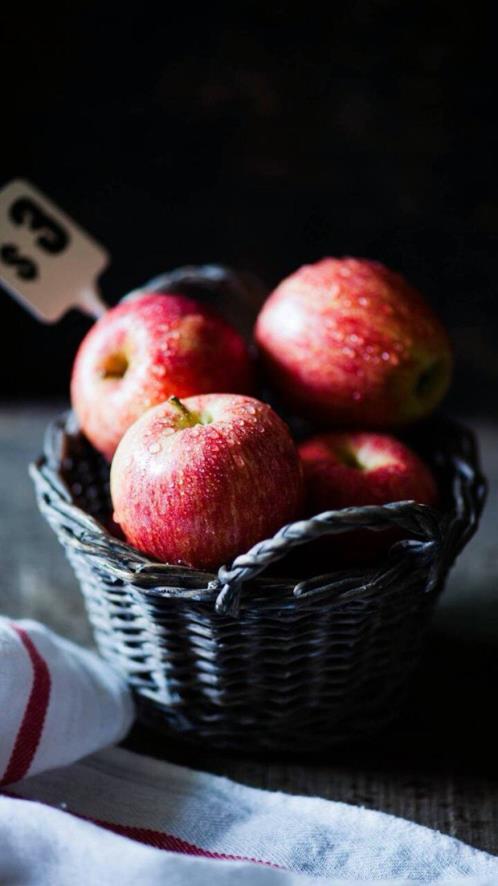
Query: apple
255 258 453 428
299 431 438 512
110 394 304 571
71 292 253 460
298 431 438 563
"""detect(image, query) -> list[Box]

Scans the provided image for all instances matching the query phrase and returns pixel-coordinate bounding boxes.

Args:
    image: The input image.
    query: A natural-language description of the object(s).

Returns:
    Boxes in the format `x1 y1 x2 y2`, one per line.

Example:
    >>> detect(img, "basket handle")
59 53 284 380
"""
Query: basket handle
211 501 442 616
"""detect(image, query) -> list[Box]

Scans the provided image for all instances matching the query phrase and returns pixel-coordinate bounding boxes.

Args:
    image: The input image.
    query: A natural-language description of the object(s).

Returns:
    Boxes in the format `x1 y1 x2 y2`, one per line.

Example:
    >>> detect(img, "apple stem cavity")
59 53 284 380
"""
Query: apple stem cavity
168 396 200 427
101 352 129 380
415 359 445 400
338 447 364 470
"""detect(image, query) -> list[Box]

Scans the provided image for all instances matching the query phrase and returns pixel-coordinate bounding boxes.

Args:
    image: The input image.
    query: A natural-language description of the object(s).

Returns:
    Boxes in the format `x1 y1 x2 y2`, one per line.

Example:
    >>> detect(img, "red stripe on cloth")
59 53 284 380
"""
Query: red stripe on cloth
1 626 51 785
91 818 281 867
2 792 281 869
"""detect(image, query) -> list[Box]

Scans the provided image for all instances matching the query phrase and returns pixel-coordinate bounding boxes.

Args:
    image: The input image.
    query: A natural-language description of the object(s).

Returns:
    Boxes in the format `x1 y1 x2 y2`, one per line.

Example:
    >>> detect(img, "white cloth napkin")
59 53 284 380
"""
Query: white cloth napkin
1 616 497 884
0 617 134 784
3 747 498 885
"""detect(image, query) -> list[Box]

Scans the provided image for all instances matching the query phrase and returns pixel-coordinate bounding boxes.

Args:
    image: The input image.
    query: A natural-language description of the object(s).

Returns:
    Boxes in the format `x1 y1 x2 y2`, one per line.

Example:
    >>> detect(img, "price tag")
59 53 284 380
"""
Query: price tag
0 179 109 321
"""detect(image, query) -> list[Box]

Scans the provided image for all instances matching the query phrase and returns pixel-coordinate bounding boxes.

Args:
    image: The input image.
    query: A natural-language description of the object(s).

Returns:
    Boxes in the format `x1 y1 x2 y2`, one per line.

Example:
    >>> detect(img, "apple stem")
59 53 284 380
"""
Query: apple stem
169 396 196 425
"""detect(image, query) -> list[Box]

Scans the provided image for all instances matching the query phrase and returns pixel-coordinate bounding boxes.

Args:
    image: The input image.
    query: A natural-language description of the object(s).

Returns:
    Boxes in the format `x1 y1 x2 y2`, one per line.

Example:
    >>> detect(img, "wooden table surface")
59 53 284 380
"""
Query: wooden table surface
2 404 498 855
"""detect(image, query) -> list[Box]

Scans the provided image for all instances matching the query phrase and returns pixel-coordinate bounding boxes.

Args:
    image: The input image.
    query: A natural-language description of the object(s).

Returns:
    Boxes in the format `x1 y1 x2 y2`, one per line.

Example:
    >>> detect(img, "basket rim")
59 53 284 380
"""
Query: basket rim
31 410 487 615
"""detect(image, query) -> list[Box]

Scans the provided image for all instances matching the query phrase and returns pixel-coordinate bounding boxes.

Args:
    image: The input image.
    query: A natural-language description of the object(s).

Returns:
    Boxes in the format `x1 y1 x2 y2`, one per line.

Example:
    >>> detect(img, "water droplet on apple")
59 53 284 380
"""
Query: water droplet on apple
234 453 245 468
352 391 362 401
358 296 369 307
381 351 390 361
148 442 161 454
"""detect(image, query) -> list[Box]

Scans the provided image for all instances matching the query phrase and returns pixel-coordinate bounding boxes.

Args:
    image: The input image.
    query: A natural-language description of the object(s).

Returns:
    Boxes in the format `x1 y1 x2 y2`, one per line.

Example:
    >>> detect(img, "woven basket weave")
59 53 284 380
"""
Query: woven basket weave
30 411 486 752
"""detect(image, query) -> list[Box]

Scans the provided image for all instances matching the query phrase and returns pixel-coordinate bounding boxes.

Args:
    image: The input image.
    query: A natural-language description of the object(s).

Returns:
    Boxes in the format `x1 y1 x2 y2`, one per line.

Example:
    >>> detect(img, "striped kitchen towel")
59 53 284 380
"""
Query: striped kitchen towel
1 616 498 884
0 617 134 785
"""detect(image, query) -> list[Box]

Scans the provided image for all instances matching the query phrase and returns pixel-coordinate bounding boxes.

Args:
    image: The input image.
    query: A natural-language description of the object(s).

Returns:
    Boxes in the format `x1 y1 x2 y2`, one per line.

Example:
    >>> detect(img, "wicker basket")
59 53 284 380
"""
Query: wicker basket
30 411 486 753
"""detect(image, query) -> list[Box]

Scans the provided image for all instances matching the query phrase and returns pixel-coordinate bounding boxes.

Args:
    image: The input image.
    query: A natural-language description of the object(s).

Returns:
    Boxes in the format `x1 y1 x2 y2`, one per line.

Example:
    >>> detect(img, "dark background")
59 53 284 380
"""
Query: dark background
1 3 496 413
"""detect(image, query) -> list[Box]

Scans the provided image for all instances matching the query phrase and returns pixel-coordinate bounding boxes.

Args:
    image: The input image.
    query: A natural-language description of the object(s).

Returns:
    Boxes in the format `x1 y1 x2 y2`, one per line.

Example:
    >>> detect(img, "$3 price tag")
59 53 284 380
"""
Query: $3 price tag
0 180 109 321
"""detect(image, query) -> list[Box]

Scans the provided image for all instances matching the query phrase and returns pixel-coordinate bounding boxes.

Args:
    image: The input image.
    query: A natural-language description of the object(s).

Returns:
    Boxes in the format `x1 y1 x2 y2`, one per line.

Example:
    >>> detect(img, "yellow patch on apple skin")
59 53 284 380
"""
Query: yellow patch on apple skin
334 440 397 472
175 314 212 355
354 443 397 472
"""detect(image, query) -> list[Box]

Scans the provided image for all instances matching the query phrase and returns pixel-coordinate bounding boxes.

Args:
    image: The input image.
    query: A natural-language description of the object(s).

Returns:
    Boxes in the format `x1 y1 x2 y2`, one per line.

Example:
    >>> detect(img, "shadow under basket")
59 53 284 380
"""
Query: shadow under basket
31 413 486 753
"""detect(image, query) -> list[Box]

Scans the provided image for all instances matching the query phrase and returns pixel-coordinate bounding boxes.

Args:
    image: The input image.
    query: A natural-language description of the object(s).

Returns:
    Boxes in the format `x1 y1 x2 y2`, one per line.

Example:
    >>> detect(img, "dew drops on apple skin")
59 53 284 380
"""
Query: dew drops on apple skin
148 442 161 454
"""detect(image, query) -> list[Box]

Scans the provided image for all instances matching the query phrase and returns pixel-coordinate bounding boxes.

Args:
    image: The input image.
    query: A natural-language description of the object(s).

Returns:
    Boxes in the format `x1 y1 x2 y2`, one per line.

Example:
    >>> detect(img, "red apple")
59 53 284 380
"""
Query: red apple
299 431 438 512
298 431 437 564
71 292 253 460
255 258 453 427
110 394 304 571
